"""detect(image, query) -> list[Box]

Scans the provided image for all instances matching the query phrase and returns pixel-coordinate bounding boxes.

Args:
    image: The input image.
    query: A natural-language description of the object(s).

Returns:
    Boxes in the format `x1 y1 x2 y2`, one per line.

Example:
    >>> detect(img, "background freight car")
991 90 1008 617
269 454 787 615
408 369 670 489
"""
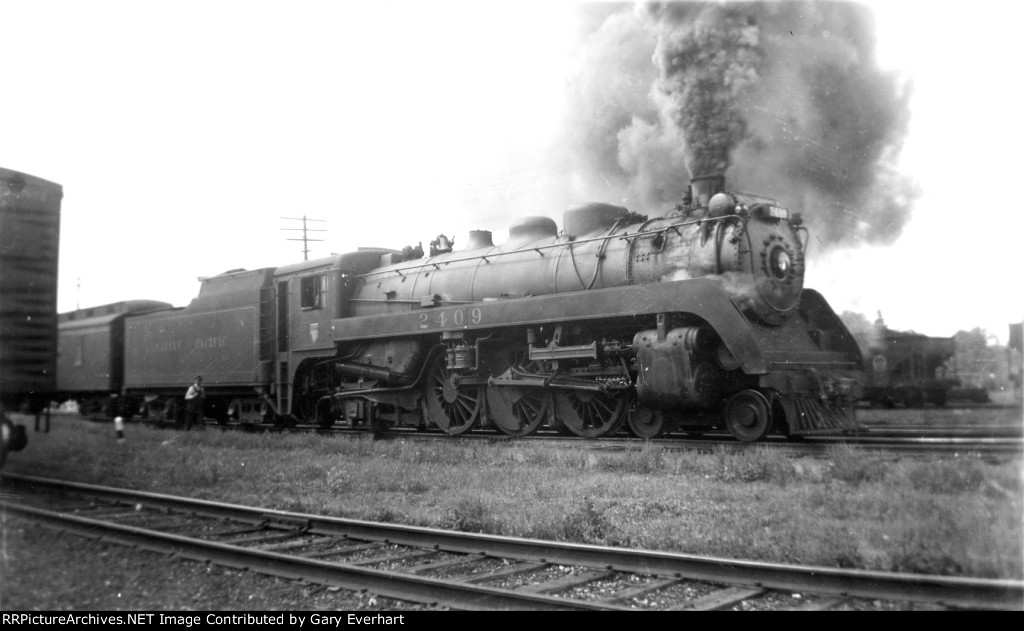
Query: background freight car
56 300 173 416
1 168 62 409
858 315 989 407
1 167 62 467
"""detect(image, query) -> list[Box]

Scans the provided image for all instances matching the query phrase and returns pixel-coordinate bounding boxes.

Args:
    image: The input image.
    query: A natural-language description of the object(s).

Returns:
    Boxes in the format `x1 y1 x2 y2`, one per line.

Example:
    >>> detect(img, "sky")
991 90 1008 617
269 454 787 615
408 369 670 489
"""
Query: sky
2 0 1022 344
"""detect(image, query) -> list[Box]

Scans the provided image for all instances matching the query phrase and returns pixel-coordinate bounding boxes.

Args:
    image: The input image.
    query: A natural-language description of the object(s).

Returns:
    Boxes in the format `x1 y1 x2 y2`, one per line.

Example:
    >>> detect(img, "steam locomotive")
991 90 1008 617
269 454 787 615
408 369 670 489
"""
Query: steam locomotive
57 175 863 442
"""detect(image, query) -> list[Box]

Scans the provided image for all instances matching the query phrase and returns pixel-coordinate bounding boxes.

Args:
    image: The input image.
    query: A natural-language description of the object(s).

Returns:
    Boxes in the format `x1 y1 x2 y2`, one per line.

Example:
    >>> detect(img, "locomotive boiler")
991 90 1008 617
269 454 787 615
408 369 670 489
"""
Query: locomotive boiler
60 174 862 442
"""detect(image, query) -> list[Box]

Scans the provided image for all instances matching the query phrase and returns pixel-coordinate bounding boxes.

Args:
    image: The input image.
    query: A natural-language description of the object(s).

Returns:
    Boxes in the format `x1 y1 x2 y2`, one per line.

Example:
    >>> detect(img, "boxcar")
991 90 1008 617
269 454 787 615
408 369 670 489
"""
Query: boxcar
0 167 62 412
1 167 61 467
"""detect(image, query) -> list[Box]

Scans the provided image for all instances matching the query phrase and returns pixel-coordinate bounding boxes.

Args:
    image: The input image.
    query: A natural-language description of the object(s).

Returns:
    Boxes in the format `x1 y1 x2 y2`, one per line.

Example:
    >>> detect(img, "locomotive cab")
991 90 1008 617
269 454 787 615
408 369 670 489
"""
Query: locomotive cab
272 249 401 422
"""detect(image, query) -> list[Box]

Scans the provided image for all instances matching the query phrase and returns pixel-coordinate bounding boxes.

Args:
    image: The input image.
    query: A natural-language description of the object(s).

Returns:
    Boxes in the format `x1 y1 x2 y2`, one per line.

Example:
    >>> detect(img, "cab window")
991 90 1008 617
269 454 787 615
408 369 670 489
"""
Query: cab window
300 275 323 310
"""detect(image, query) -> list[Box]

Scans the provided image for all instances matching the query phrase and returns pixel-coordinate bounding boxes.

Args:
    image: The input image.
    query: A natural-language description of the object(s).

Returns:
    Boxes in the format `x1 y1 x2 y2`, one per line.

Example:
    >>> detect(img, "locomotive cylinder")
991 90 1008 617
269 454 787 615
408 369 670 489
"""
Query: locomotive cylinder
634 326 725 409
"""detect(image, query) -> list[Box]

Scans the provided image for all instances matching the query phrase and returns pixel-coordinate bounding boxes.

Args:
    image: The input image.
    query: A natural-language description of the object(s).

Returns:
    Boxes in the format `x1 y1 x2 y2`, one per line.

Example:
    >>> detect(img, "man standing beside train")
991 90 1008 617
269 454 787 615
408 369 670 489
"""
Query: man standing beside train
185 376 205 430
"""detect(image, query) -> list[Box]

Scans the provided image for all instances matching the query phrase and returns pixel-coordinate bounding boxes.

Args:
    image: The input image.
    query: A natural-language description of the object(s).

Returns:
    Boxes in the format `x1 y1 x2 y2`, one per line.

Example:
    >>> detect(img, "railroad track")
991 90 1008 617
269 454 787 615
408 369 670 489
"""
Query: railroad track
2 473 1020 611
65 412 1024 456
856 426 1022 438
368 430 1024 457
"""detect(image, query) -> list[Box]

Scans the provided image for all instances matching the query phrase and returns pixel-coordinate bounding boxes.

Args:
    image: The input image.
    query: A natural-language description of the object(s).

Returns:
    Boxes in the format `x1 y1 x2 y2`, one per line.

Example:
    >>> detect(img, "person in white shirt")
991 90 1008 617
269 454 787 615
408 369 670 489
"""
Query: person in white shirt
184 376 205 430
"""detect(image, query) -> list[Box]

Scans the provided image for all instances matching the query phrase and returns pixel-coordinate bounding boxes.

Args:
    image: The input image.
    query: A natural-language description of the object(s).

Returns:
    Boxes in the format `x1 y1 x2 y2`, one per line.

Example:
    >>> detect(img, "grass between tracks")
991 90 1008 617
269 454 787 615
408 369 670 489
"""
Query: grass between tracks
3 416 1022 580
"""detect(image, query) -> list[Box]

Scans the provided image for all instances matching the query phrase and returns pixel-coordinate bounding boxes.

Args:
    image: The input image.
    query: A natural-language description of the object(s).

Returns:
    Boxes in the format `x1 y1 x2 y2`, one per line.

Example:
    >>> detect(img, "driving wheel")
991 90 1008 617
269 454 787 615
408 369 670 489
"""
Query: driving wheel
486 359 549 437
552 389 626 438
422 355 482 435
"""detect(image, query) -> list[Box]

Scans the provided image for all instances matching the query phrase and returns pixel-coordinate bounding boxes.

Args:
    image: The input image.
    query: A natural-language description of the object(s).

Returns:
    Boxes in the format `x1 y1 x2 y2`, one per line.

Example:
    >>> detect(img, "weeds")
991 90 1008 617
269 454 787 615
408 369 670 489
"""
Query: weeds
560 497 610 542
443 495 500 533
712 445 795 484
825 444 891 486
906 460 985 494
6 418 1022 579
613 443 666 474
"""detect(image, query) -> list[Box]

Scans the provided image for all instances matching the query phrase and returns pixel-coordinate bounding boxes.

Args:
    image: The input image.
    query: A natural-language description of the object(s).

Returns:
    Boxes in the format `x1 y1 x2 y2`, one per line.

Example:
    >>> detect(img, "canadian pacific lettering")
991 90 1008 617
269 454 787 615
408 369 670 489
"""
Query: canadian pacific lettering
193 336 228 350
147 340 182 352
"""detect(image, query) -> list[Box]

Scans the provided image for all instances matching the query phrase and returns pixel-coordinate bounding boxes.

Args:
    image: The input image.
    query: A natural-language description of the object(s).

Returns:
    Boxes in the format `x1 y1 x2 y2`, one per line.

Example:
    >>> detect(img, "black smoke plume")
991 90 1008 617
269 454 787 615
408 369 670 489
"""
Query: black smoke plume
563 1 915 247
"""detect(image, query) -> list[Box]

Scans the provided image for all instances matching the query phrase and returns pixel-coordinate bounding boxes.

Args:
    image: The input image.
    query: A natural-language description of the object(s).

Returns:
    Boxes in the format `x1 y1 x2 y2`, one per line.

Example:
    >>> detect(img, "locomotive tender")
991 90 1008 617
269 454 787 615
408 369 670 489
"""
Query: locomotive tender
58 175 863 442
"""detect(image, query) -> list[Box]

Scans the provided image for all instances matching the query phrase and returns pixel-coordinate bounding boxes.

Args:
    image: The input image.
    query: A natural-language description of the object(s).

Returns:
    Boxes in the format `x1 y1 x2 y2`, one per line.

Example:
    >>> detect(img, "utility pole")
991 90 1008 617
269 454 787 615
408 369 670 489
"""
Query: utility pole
281 216 326 261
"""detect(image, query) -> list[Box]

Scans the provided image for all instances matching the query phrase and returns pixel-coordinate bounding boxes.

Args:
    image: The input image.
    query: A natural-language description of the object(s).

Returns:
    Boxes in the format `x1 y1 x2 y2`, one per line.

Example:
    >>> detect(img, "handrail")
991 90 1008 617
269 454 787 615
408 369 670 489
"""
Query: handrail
354 215 738 280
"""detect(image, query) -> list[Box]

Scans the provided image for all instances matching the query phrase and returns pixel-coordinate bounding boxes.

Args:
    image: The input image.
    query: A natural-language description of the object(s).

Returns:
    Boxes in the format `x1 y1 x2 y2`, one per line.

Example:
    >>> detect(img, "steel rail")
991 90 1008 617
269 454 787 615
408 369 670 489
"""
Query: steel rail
0 500 625 611
797 435 1024 455
848 427 1023 438
324 426 1024 456
64 410 1024 449
3 473 1021 609
74 413 1023 457
84 412 1024 452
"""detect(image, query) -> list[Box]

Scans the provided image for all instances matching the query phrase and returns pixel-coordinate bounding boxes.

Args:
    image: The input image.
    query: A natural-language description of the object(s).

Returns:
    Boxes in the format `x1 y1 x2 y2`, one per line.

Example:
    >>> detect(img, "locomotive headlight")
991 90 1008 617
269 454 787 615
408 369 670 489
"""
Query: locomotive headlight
768 246 791 280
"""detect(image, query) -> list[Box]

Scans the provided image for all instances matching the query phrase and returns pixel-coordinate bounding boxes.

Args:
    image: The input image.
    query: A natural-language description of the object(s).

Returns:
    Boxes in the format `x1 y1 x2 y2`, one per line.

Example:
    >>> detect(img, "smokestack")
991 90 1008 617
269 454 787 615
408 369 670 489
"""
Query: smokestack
689 174 725 207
